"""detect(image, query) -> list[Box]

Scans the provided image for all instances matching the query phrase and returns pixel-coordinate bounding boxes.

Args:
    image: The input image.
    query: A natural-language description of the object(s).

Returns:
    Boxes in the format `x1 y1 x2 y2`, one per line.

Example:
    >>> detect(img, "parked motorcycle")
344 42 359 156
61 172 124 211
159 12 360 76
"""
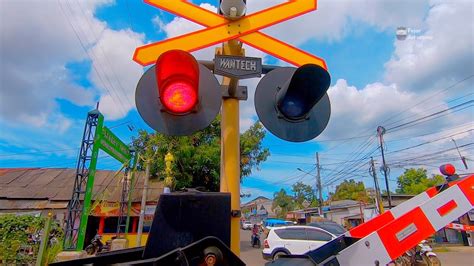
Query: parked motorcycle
100 236 116 253
393 240 441 266
85 234 104 255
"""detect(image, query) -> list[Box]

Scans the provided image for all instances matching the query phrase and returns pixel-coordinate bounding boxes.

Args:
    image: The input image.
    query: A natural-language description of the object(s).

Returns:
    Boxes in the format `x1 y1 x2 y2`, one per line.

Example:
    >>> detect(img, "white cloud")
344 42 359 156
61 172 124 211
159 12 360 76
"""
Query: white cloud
0 1 98 126
384 0 474 92
322 79 415 139
0 0 145 127
247 0 428 44
90 28 145 119
321 78 472 141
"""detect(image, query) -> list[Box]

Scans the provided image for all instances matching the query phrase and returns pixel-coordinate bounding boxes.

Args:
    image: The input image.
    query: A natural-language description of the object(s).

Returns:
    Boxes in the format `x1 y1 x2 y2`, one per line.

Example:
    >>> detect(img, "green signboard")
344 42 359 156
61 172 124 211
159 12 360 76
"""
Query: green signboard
97 126 132 164
76 112 133 250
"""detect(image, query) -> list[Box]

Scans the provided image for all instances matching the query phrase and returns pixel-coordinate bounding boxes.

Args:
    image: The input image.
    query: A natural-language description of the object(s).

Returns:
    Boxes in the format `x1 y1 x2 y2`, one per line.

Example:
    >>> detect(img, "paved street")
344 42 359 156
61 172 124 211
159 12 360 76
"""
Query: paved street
240 229 474 266
436 246 474 266
240 229 267 266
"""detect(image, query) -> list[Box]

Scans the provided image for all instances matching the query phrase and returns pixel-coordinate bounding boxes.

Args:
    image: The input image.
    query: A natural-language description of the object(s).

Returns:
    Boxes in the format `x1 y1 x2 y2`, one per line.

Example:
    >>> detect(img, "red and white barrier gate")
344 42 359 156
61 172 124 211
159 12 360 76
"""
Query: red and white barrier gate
336 174 473 266
446 223 474 232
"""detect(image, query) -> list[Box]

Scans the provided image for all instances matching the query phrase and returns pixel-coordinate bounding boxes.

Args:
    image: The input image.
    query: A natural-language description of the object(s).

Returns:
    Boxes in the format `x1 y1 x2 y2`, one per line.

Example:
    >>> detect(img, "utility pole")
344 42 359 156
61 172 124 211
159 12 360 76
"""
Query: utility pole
136 158 150 247
452 138 469 169
316 152 323 216
218 0 247 255
370 157 384 214
377 126 392 209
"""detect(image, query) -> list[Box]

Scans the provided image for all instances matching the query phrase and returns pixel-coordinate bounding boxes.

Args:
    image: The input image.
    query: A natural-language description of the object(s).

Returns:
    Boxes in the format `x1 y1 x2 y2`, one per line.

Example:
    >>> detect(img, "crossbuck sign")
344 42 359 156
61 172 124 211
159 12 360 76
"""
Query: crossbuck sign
133 0 327 69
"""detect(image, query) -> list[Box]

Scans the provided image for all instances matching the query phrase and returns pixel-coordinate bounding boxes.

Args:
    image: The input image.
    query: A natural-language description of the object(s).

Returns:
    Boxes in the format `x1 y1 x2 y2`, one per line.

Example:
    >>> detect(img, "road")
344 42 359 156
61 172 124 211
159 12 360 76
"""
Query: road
436 246 474 266
240 228 474 266
240 229 267 266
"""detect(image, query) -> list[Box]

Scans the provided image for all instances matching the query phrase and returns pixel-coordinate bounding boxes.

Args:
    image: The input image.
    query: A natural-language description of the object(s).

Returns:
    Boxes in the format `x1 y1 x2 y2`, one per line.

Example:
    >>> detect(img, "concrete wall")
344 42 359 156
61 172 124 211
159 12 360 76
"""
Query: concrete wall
325 206 363 225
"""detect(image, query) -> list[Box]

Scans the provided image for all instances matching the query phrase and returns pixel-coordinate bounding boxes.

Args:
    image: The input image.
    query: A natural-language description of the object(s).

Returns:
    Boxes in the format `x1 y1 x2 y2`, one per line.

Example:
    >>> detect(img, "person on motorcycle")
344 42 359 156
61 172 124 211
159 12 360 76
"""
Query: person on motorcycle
252 224 259 235
251 224 261 247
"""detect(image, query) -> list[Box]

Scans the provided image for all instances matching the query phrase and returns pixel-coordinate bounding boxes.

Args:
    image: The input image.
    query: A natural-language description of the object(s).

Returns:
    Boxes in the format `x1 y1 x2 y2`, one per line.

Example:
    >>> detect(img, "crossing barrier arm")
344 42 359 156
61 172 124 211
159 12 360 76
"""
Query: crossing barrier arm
269 174 473 266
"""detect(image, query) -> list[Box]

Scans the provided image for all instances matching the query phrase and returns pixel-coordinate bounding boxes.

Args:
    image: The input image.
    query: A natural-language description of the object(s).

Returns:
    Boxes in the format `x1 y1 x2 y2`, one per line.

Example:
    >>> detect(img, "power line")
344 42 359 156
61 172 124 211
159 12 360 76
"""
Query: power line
323 146 379 186
58 0 128 117
322 137 377 182
389 105 473 135
386 122 474 143
323 75 474 155
383 90 474 129
264 160 314 165
387 100 474 132
388 143 474 165
267 134 373 148
386 128 474 155
74 0 136 111
381 74 474 127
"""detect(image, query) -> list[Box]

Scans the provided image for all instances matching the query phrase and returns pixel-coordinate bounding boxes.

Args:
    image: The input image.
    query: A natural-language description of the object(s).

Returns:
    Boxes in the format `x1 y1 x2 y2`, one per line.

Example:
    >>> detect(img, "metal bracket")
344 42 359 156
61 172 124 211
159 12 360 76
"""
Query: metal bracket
221 85 248 100
231 210 241 218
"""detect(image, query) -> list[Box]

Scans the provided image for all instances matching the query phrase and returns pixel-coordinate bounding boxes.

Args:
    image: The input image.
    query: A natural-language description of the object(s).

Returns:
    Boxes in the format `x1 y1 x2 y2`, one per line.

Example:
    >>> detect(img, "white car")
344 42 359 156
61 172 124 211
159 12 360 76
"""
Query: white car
262 225 336 260
241 221 253 230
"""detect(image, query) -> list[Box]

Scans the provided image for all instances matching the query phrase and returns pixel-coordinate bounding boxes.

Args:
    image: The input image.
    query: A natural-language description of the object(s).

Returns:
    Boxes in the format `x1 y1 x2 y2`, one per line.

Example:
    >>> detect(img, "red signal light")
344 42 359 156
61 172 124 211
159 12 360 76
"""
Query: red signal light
155 50 199 114
440 164 456 176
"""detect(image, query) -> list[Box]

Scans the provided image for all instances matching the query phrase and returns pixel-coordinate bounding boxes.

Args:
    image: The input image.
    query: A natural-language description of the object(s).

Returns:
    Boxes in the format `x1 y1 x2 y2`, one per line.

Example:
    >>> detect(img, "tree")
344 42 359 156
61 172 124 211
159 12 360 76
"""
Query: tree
331 179 370 202
132 117 269 191
0 215 63 264
272 189 295 219
396 168 445 195
291 182 315 208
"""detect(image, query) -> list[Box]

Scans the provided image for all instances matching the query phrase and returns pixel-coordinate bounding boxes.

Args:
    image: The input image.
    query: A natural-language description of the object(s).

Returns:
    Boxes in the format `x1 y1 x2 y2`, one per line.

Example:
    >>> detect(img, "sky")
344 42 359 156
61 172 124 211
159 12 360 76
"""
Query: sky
0 0 473 203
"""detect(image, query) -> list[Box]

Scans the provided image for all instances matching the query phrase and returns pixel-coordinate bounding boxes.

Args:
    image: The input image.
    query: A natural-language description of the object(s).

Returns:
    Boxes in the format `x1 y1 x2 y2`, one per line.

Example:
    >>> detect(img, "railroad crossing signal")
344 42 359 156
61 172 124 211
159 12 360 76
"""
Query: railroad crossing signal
255 64 331 142
133 0 326 68
134 0 331 141
135 50 221 135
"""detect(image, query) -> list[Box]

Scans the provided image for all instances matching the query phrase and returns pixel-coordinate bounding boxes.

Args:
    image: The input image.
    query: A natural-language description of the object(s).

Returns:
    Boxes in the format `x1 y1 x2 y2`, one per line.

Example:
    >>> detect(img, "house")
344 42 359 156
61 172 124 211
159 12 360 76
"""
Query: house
0 168 163 247
294 194 417 228
323 200 364 227
241 196 275 223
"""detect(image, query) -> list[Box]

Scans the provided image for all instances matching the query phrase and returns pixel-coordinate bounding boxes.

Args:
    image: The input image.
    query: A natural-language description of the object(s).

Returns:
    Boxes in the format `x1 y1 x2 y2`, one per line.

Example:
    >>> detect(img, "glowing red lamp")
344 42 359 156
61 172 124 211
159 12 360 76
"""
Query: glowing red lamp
439 164 456 176
155 50 199 114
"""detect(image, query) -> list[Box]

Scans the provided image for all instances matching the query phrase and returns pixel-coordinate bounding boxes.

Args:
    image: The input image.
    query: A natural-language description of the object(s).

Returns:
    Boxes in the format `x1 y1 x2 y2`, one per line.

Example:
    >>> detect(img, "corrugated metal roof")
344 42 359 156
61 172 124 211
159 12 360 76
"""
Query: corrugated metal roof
0 168 163 202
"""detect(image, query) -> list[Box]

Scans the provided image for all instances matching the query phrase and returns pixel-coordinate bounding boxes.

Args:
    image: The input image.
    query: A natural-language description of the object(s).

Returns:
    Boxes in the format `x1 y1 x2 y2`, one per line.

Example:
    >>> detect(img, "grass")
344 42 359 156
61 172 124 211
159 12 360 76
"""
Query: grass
432 246 452 253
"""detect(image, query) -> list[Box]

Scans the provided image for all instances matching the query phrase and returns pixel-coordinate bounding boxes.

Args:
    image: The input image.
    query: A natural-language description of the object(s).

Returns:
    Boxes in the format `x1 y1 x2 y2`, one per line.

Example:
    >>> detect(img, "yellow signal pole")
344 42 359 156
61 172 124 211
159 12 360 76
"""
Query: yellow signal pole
219 39 244 255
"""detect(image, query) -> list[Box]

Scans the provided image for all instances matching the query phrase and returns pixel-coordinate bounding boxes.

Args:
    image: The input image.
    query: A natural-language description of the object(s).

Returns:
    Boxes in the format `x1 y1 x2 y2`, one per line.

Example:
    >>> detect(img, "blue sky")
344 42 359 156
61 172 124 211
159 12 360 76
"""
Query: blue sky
1 0 473 203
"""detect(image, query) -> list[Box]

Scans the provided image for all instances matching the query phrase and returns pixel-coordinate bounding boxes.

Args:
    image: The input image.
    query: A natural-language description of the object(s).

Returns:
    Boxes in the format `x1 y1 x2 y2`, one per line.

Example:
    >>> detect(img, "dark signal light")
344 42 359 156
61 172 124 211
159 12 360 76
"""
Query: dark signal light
254 64 331 142
156 50 199 114
276 64 330 120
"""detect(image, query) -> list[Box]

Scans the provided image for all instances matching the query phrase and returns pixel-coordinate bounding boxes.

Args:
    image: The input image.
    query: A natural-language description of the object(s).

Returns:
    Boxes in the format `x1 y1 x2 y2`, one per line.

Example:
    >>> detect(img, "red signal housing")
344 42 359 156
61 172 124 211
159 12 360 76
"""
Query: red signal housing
440 164 456 176
155 50 199 114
